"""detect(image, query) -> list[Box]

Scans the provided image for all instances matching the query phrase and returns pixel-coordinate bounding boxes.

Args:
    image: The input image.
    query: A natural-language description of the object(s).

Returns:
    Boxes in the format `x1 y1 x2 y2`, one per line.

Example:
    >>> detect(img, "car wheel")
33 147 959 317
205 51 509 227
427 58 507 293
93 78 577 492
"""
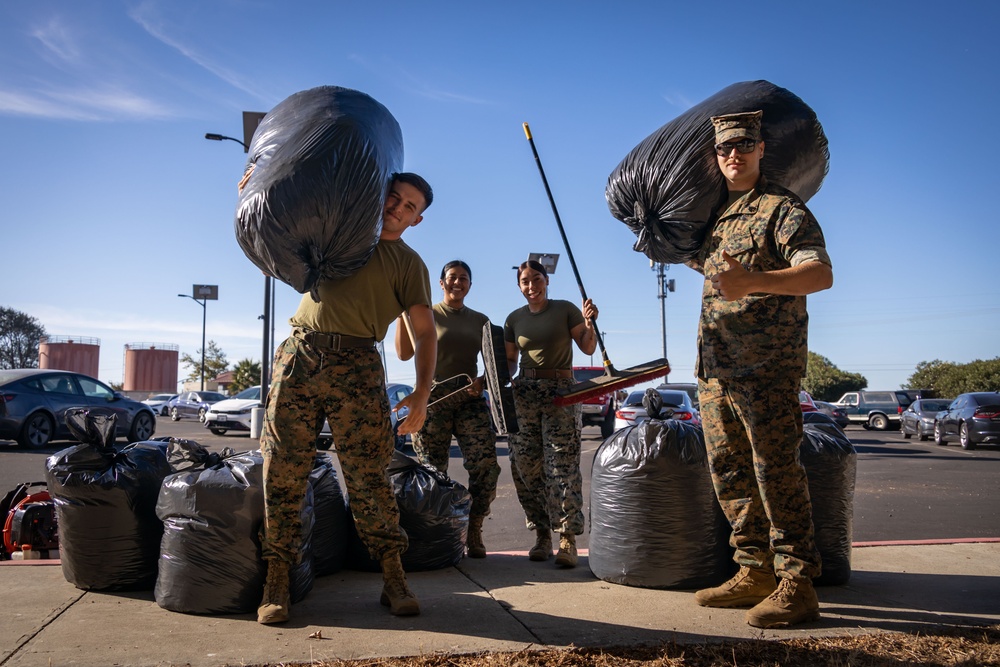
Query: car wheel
917 429 929 442
934 422 946 446
170 406 181 421
600 406 616 439
210 427 228 436
17 411 54 448
869 413 889 431
959 423 976 450
161 406 170 417
198 407 207 423
901 425 912 439
128 411 155 442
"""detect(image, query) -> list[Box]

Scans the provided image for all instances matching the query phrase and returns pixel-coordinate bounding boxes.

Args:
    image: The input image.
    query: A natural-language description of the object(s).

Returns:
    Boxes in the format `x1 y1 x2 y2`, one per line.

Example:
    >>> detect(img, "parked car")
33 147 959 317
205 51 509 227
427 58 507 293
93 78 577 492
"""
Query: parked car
900 398 953 441
169 390 227 422
933 392 1000 449
204 386 261 435
319 383 414 450
142 393 177 417
573 366 617 438
800 390 819 413
814 400 850 428
0 369 157 448
656 382 699 409
614 388 700 431
833 390 914 430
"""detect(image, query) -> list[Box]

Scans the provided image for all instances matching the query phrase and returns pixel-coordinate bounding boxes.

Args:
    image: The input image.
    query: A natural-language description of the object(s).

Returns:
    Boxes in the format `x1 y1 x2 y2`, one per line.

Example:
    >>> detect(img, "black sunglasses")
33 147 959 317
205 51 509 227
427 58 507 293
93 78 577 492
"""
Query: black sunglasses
714 139 758 156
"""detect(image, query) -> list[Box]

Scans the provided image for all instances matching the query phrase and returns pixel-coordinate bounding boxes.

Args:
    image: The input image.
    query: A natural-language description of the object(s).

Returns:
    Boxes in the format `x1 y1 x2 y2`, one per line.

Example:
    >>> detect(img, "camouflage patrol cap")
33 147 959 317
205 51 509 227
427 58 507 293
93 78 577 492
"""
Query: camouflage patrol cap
711 110 763 143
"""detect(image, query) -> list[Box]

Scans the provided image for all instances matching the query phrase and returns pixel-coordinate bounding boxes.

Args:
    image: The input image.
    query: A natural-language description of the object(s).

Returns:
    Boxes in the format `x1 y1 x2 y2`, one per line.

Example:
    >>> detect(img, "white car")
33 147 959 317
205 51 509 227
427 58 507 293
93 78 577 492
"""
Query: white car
613 388 701 431
204 386 262 435
142 393 178 417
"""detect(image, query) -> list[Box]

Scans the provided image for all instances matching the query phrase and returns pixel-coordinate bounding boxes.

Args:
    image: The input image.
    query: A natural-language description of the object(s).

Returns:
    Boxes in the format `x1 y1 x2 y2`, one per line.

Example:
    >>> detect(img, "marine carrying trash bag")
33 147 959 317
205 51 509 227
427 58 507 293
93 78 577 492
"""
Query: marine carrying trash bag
800 422 857 586
589 419 733 589
235 85 404 299
310 451 350 576
347 450 471 572
606 80 829 264
45 409 172 591
154 443 315 614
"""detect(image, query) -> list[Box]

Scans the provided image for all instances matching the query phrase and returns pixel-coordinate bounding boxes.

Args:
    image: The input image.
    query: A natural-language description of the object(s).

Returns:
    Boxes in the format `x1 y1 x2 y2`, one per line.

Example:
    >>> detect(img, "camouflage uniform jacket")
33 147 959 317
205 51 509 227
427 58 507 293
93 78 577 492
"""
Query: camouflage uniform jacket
695 176 831 381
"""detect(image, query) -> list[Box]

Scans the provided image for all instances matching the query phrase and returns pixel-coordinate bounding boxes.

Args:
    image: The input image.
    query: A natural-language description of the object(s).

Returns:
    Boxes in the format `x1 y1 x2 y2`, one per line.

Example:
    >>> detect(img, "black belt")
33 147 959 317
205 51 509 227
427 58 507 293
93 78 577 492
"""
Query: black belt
520 368 574 380
291 326 375 351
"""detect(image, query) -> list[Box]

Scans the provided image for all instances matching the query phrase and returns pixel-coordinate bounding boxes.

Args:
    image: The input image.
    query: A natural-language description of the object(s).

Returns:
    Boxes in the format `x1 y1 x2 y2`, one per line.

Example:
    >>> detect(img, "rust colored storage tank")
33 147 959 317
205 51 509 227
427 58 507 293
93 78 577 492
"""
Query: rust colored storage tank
38 335 100 377
124 343 179 393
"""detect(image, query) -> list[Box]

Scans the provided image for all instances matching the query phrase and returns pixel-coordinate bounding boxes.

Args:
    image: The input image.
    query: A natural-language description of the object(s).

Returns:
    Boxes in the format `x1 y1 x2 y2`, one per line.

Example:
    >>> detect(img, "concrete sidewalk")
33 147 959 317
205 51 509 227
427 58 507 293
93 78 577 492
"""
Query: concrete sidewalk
2 542 999 667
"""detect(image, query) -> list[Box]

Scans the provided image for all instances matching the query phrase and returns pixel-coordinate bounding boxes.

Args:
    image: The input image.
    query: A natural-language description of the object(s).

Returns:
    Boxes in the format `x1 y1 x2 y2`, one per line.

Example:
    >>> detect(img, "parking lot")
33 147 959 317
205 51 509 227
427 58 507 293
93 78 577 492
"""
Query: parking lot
3 418 998 551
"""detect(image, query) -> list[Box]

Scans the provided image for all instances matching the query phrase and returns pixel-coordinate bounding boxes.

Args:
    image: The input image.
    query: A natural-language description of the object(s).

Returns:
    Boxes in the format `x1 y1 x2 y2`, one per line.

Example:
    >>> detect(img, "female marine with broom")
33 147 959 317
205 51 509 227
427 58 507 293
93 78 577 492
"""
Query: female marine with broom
504 259 598 568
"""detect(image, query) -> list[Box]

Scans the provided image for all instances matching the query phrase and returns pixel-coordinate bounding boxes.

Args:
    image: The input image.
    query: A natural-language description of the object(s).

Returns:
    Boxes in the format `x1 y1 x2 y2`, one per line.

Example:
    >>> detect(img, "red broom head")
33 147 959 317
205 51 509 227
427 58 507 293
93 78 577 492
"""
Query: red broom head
552 359 671 406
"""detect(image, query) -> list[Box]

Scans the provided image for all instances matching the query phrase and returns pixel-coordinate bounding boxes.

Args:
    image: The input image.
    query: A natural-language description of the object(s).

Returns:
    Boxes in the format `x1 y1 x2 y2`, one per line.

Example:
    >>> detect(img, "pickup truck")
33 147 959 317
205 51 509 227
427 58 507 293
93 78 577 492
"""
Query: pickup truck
572 366 617 438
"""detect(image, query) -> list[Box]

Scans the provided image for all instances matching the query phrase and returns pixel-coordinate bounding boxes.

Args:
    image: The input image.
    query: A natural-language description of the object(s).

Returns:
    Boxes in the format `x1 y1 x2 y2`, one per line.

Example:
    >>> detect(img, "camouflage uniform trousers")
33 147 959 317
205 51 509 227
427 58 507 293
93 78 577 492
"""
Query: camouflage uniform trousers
261 335 406 565
411 378 500 519
698 376 821 581
508 377 584 535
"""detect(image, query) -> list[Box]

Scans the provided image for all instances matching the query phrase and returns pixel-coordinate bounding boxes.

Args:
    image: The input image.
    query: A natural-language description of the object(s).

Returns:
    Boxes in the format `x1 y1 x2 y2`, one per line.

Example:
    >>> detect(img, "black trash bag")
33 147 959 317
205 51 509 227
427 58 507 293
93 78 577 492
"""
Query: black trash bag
310 451 350 576
590 420 734 589
154 445 315 614
346 450 471 572
235 85 404 299
45 409 172 591
606 80 829 264
800 422 856 586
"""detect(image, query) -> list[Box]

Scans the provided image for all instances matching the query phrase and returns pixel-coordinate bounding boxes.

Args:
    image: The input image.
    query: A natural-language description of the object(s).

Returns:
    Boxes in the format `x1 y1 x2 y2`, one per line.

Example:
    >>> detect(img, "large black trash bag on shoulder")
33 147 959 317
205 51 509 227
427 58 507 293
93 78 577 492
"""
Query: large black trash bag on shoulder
346 450 471 572
154 444 315 614
310 451 350 576
606 80 829 264
45 409 172 591
800 422 856 586
590 419 733 589
235 85 404 299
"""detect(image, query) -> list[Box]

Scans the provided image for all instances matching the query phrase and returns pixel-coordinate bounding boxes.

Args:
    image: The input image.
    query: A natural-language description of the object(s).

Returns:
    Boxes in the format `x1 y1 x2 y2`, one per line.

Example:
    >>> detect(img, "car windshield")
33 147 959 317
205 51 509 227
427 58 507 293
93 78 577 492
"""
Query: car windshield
920 400 950 412
623 390 687 407
972 393 1000 406
199 392 226 401
573 368 604 382
233 387 260 400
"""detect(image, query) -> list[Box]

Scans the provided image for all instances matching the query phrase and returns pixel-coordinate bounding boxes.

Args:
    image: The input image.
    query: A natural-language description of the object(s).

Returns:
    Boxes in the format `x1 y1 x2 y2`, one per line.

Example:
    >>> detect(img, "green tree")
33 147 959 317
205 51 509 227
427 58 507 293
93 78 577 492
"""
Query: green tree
0 306 46 369
905 358 1000 396
180 340 229 386
803 351 867 402
229 358 261 393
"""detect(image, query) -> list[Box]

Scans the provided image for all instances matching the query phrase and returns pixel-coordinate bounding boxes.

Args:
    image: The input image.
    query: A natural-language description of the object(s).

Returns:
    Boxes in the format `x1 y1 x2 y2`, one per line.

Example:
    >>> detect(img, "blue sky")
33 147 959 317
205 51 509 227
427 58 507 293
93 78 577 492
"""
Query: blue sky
2 1 996 395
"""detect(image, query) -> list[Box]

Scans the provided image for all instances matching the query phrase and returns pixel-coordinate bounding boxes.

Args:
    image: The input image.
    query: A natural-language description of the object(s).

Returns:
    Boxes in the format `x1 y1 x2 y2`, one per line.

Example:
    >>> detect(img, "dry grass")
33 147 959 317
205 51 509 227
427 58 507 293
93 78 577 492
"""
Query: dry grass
271 623 1000 667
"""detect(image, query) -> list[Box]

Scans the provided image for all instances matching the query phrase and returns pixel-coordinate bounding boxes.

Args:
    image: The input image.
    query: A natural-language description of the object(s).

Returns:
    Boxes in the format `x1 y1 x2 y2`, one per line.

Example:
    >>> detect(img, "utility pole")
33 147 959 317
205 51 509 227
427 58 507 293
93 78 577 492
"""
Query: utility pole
652 262 674 380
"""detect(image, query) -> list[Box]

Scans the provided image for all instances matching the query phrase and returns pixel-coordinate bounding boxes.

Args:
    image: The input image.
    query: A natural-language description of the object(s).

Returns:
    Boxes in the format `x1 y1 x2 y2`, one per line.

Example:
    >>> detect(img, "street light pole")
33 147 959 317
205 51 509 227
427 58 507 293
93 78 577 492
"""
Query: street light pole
205 114 271 396
652 262 675 380
178 293 208 390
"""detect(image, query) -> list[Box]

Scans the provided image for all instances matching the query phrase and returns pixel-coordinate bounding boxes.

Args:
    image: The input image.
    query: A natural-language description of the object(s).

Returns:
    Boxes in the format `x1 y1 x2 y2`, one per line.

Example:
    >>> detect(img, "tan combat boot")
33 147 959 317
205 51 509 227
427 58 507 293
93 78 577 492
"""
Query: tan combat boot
745 577 820 628
528 528 552 561
256 559 291 624
379 553 420 616
554 533 578 568
694 566 777 608
467 515 487 559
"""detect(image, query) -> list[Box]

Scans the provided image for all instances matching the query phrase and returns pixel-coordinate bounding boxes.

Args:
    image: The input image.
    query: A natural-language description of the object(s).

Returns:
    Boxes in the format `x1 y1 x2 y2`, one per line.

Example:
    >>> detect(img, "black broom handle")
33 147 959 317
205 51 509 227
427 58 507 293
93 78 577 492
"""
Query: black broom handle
523 122 613 371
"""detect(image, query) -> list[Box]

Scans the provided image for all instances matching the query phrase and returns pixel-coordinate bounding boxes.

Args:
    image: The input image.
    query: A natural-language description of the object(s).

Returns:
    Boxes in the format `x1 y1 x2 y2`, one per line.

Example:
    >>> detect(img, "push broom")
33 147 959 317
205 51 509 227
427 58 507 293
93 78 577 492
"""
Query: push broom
522 122 671 406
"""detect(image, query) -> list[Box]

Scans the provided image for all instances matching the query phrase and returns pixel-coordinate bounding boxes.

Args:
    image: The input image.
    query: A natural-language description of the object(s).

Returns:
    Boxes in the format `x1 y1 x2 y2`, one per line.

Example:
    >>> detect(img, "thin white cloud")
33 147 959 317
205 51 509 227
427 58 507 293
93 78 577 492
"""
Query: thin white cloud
349 53 492 105
0 87 168 121
128 3 274 104
30 17 81 65
661 92 695 110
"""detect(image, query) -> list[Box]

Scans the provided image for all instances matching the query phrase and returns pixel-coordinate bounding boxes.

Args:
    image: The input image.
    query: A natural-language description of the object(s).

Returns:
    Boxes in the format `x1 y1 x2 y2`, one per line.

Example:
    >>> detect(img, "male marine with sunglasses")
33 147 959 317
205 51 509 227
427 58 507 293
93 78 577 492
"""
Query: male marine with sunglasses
686 110 833 628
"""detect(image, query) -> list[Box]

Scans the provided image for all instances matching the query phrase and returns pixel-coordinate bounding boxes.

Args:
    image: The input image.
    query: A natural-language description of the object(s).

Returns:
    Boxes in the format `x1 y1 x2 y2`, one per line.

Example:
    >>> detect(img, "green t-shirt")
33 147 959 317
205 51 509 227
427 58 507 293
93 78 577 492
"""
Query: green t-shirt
504 299 584 370
289 239 431 341
432 302 490 381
